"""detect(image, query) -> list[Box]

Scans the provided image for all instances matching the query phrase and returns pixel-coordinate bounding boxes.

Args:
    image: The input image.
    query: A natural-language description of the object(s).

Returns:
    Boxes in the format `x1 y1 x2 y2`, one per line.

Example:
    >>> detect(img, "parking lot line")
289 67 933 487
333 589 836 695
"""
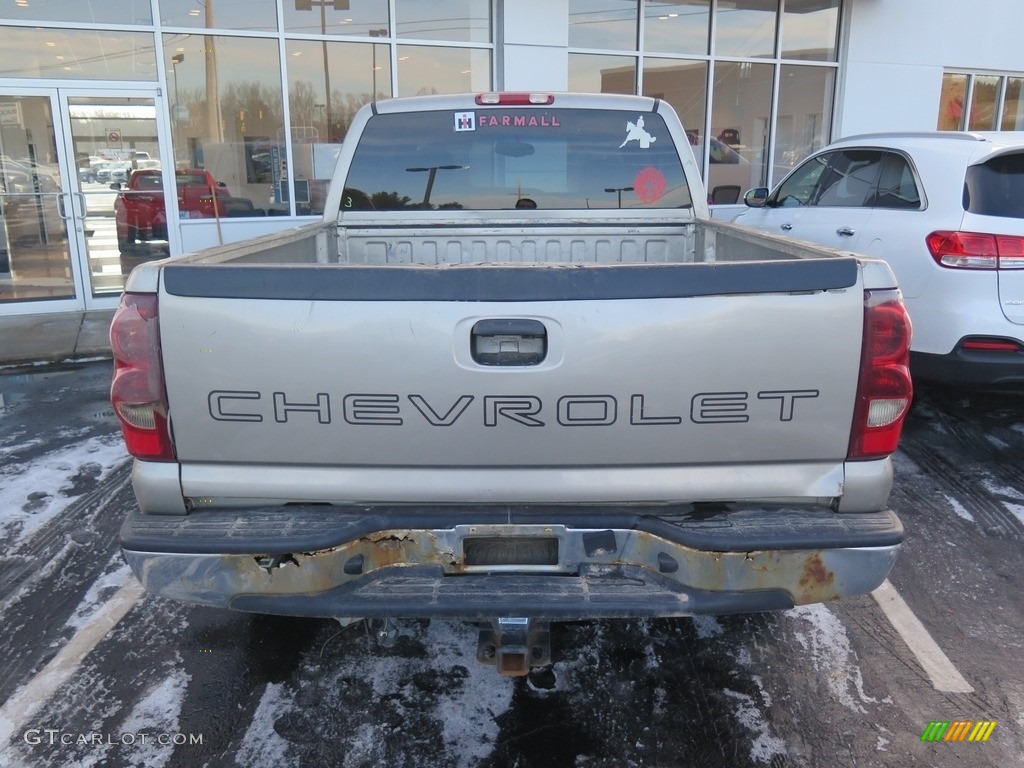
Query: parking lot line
871 579 974 693
0 580 144 747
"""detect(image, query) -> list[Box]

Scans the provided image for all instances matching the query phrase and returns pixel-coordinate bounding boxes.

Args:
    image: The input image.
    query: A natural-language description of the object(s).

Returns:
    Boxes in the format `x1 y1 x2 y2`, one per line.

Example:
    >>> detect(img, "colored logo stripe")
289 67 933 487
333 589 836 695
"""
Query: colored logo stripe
969 722 997 742
944 721 972 741
921 722 949 742
921 721 996 742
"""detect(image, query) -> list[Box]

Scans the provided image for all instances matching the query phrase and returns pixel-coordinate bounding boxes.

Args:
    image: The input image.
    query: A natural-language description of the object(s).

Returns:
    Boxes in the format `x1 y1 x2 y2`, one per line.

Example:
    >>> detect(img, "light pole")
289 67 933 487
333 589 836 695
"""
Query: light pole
171 53 184 166
406 164 463 207
604 186 634 208
369 28 387 99
171 53 184 103
296 1 335 139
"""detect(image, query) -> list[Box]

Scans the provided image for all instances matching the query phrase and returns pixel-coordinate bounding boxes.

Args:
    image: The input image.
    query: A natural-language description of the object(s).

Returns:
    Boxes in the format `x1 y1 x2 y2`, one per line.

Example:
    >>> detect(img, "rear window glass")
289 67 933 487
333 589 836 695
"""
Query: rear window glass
965 152 1024 218
341 108 692 212
176 174 209 187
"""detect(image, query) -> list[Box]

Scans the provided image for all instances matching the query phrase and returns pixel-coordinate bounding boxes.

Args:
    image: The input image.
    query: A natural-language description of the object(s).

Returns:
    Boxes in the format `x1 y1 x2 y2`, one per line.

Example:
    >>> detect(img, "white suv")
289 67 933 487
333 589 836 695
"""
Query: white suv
734 132 1024 386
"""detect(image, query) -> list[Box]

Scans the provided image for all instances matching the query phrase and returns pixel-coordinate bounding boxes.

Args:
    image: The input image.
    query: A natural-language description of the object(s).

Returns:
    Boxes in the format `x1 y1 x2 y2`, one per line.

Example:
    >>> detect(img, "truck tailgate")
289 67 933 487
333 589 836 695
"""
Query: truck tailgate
158 259 864 501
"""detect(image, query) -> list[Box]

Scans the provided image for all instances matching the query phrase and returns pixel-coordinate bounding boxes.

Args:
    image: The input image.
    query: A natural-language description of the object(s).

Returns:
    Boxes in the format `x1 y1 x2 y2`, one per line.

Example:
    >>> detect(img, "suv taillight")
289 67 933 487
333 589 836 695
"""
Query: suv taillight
926 230 1024 270
848 290 913 461
110 292 175 461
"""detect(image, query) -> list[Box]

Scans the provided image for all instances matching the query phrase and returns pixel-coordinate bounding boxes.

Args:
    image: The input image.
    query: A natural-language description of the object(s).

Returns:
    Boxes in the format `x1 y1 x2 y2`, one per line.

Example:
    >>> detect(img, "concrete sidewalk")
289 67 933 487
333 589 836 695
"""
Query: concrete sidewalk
0 310 115 368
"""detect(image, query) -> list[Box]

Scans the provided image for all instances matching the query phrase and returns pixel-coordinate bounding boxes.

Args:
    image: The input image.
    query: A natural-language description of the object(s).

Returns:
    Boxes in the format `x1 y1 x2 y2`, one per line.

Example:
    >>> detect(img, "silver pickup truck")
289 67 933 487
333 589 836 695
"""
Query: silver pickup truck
111 92 912 675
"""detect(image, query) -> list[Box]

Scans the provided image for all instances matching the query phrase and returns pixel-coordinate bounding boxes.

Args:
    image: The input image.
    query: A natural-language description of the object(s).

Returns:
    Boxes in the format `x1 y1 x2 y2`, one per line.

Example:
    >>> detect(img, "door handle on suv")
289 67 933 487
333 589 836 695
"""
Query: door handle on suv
836 227 856 237
780 223 793 231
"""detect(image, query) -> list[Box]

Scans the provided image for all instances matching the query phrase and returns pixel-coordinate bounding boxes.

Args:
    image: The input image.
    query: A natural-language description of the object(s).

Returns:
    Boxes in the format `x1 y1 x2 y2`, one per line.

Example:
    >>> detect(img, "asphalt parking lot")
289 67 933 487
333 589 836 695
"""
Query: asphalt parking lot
0 362 1021 767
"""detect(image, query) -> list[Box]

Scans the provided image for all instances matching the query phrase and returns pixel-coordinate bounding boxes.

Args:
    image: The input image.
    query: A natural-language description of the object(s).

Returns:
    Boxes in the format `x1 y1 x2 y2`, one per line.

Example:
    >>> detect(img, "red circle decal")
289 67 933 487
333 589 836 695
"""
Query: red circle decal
633 166 667 204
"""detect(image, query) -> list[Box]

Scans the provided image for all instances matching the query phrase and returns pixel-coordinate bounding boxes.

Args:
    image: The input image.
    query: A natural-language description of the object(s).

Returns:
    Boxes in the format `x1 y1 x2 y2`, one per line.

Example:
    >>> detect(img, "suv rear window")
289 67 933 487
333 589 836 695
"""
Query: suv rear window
965 152 1024 218
341 108 692 211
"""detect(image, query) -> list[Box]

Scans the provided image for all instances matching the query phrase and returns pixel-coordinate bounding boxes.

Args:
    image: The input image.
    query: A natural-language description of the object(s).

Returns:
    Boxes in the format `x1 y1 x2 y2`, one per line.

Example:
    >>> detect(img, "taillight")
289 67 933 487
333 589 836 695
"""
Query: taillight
848 290 913 460
475 92 555 105
926 230 1024 269
110 292 175 461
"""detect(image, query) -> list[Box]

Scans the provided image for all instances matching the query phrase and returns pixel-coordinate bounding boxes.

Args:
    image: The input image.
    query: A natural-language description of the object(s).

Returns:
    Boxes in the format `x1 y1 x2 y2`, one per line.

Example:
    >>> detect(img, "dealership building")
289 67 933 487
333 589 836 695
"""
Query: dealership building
0 0 1020 317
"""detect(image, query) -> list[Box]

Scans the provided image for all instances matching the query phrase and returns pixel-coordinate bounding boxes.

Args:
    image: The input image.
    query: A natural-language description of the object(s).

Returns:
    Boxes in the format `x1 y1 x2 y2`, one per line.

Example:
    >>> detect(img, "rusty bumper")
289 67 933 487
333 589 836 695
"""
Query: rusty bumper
121 504 901 620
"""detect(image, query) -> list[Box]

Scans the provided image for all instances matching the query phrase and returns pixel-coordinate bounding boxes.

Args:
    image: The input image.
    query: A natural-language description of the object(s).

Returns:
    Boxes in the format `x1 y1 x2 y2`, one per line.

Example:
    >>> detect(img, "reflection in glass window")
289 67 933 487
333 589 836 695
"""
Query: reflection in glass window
287 40 391 215
283 0 389 36
287 40 391 142
569 54 636 94
340 109 692 212
569 0 638 51
395 0 490 43
938 73 969 131
969 75 1000 131
396 47 491 97
714 0 777 58
1002 78 1024 130
814 150 883 208
781 0 838 61
872 152 920 210
159 0 278 32
0 27 157 80
643 1 709 56
0 96 75 303
708 61 772 193
4 0 151 24
774 153 829 206
773 65 834 182
643 58 706 165
163 35 286 215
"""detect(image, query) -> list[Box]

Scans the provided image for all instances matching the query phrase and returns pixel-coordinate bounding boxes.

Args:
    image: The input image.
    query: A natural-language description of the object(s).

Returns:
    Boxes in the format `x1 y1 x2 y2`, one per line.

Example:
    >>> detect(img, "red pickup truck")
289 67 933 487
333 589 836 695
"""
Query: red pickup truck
113 169 258 254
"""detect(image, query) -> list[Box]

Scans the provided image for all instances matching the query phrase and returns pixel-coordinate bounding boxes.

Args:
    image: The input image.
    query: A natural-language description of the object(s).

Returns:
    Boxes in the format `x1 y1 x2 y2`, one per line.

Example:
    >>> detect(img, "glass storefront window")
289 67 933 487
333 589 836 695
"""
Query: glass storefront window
714 0 777 59
283 0 389 36
569 53 636 94
395 0 491 44
287 40 391 141
396 46 491 97
287 39 391 215
938 73 969 131
773 65 834 182
159 0 278 32
164 35 287 215
1002 78 1024 131
569 0 639 51
642 58 706 164
0 27 157 80
968 75 1001 131
781 0 839 61
708 61 773 195
643 1 709 56
3 1 152 24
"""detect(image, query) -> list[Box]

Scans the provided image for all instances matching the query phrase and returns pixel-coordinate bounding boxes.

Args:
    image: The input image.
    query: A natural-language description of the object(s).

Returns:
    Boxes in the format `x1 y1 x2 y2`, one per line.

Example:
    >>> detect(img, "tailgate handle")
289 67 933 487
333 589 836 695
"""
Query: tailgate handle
471 319 547 366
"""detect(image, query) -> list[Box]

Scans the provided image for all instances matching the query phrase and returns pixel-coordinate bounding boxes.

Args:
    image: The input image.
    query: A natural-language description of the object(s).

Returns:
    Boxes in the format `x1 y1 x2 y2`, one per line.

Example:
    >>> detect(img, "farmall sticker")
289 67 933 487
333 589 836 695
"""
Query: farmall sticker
620 115 657 149
454 112 476 132
476 114 561 128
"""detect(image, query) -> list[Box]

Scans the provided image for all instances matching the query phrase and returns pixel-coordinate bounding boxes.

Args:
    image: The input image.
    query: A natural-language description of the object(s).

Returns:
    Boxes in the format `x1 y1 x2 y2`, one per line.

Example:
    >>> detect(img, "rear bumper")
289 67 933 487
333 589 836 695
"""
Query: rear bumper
121 504 902 620
912 344 1024 386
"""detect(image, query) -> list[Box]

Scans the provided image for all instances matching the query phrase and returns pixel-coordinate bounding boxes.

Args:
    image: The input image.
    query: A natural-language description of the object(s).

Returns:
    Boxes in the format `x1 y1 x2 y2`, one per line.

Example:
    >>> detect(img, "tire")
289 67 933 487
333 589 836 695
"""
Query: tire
118 226 141 255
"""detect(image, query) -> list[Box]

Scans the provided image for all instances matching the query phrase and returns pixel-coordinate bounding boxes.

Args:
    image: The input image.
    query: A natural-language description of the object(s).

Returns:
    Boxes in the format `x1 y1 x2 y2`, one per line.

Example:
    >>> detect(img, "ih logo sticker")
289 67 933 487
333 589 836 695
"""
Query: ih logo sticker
921 721 997 742
454 112 476 132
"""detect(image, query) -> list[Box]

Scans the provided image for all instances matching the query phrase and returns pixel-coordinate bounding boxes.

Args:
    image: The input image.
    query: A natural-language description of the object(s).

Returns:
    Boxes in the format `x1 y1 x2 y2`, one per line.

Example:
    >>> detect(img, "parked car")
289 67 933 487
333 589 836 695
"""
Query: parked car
734 131 1024 386
96 162 131 184
113 168 259 254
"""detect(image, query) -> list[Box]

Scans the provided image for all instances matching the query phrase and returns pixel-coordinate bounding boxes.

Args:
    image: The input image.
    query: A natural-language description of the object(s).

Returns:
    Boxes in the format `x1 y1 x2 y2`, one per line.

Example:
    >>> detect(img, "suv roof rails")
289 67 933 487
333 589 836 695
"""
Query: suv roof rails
834 131 988 143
